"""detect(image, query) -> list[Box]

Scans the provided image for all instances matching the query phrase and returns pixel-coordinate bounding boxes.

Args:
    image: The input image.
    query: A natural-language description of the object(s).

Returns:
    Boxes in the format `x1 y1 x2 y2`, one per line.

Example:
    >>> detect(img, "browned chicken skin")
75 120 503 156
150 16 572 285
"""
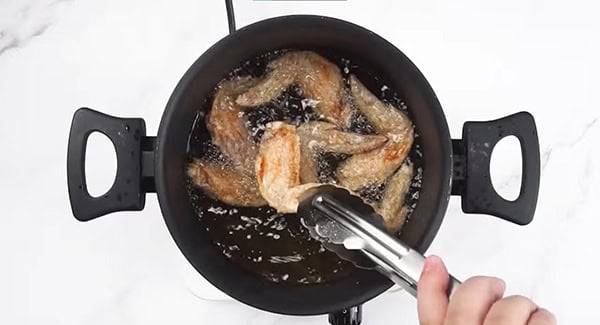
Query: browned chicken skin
187 159 266 207
376 162 414 232
296 121 388 183
207 76 259 173
337 75 414 191
255 122 322 213
236 51 354 128
187 76 267 207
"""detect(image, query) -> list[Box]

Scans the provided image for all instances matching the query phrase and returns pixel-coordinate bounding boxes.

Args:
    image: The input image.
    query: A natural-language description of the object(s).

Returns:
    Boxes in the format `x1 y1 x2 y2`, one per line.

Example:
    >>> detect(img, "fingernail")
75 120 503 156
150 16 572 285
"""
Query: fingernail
423 255 440 273
493 277 506 293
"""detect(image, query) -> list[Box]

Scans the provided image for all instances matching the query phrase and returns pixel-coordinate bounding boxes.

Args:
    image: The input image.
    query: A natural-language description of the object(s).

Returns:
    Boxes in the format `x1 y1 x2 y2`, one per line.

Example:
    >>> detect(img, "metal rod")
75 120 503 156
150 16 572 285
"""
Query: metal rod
225 0 236 34
329 305 362 325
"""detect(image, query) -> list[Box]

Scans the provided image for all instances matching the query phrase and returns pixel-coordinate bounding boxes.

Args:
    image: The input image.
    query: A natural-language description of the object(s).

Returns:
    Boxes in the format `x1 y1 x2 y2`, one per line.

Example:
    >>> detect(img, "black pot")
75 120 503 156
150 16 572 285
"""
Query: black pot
67 14 540 325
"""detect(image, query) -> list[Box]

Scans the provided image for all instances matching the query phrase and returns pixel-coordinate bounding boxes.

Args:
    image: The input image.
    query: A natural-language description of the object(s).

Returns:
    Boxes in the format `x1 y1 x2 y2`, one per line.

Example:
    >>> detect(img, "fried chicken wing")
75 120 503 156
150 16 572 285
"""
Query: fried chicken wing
337 75 414 190
255 122 319 213
236 51 353 128
375 161 414 232
187 159 266 207
186 76 270 207
207 76 260 173
297 121 388 183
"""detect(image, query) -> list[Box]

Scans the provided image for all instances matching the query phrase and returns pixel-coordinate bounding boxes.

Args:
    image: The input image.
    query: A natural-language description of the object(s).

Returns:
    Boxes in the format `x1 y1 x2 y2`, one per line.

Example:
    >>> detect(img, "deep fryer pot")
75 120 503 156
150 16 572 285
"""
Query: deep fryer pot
66 7 541 325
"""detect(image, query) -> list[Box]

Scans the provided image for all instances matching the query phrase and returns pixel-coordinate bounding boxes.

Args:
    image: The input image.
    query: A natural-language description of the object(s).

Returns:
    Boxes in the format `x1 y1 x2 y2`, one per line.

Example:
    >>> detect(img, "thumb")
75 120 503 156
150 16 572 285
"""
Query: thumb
417 255 450 325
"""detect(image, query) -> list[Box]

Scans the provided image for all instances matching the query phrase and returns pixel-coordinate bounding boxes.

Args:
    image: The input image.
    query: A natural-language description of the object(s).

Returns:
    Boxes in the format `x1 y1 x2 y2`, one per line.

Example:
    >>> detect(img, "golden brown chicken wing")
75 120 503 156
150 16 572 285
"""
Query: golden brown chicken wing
337 75 414 191
375 161 414 232
236 51 354 128
255 122 322 213
207 76 260 173
187 159 266 207
297 121 388 183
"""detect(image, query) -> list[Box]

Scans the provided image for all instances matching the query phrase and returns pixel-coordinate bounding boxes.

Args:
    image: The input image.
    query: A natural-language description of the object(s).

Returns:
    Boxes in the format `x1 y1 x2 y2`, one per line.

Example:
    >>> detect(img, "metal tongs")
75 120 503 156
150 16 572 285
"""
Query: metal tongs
298 185 461 298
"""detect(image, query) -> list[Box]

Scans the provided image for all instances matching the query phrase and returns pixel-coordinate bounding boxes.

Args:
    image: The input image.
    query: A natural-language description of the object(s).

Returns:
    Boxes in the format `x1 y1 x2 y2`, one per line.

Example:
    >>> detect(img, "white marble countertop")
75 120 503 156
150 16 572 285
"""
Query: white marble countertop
1 0 598 324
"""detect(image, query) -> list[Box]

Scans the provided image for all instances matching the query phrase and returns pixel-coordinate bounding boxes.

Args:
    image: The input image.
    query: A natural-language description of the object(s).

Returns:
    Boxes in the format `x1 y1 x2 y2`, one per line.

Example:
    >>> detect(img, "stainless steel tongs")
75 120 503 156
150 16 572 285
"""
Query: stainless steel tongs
298 185 461 298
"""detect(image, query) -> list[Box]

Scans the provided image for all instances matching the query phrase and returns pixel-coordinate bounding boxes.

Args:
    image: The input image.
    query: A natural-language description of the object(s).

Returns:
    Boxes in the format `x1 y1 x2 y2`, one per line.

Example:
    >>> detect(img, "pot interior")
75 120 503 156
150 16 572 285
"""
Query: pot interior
186 48 426 286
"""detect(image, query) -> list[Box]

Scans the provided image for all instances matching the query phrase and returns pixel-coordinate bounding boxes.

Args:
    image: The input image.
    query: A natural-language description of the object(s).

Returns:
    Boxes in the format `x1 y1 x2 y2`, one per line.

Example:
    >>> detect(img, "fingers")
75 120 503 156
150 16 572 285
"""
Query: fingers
483 295 537 325
483 296 557 325
417 255 450 325
416 256 555 325
528 308 557 325
445 276 506 325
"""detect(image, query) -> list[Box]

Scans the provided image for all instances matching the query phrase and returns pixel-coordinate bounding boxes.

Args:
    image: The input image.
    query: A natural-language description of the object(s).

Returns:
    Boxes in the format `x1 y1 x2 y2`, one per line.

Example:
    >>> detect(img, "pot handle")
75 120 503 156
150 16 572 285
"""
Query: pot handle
451 112 540 225
67 108 155 222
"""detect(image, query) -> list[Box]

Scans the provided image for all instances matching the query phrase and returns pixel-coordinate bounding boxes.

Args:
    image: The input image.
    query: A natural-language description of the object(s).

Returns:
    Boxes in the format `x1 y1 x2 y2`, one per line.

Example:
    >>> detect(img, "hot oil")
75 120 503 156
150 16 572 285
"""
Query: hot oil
186 49 423 285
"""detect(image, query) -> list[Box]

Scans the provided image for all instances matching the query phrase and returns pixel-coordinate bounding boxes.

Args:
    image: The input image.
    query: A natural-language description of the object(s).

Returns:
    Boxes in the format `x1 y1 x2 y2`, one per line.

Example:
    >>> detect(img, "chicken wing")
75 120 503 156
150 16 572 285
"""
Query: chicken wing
255 122 322 213
375 161 414 232
297 121 388 183
207 76 260 173
187 159 266 207
236 51 353 128
187 76 268 207
337 75 414 190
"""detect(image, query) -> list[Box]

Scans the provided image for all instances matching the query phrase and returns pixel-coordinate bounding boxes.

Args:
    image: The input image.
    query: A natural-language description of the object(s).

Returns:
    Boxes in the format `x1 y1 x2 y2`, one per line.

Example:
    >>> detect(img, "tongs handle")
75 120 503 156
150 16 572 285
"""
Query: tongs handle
312 192 461 298
362 246 461 298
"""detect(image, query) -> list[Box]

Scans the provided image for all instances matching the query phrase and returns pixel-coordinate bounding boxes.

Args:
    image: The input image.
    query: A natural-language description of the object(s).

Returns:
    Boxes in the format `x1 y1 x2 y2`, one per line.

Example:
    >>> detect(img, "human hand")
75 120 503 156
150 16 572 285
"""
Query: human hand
417 256 556 325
